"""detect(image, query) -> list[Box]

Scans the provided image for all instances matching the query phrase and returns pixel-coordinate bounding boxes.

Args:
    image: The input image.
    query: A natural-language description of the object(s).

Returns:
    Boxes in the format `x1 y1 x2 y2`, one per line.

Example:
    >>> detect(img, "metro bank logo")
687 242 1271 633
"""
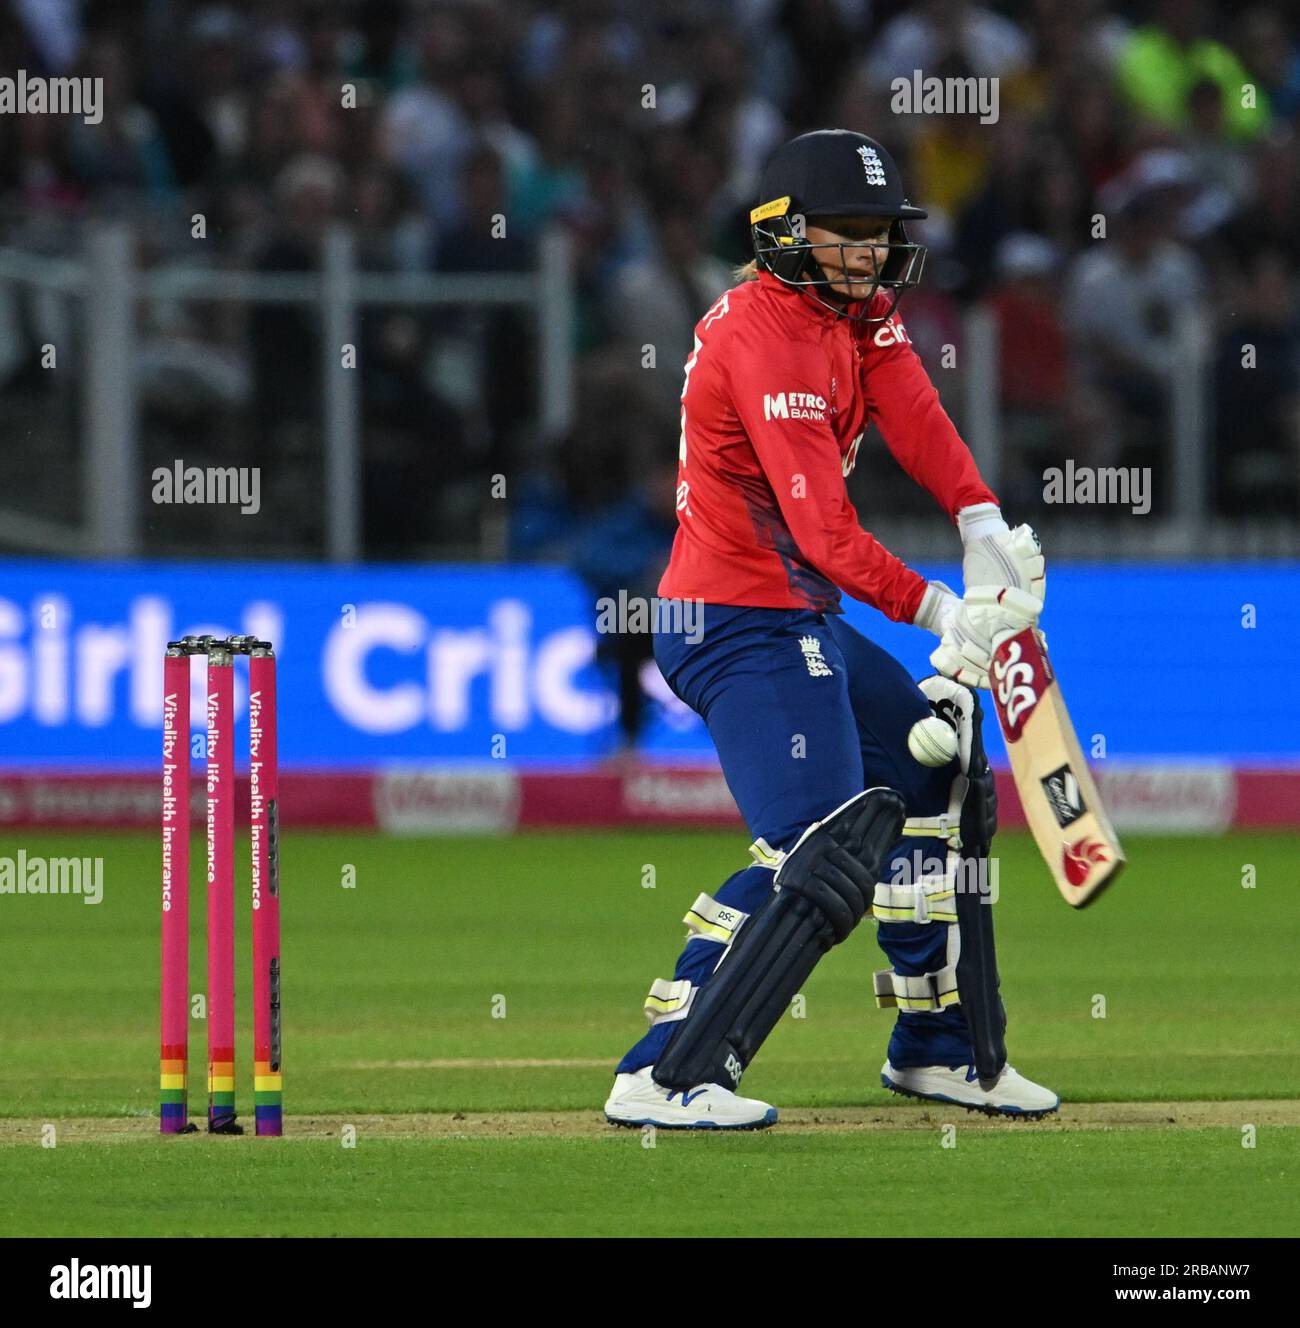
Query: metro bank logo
763 391 827 421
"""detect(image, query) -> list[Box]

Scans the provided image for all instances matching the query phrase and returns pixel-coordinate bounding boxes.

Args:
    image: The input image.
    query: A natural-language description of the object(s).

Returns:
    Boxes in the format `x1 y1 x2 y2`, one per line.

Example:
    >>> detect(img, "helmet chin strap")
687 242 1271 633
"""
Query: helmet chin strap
801 256 894 324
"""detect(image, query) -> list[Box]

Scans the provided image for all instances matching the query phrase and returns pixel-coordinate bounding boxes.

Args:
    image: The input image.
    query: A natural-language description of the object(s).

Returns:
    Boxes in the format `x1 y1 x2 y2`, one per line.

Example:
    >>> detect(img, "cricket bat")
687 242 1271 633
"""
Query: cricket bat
988 626 1124 907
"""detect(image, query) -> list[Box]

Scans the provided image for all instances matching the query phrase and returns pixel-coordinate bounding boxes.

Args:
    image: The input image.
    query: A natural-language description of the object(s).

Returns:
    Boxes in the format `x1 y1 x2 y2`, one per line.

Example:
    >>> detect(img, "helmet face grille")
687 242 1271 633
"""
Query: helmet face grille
751 216 927 324
750 130 929 323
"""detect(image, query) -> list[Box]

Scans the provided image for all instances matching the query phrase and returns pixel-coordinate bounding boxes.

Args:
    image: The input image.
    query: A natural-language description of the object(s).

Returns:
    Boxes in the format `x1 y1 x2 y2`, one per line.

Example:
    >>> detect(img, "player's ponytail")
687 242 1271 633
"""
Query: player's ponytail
732 259 759 282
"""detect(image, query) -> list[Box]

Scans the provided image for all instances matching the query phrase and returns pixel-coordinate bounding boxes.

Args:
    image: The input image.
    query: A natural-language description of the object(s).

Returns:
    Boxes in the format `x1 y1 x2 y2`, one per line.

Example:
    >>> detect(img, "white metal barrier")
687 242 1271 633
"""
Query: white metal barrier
0 223 575 562
1 225 1292 561
954 306 1251 559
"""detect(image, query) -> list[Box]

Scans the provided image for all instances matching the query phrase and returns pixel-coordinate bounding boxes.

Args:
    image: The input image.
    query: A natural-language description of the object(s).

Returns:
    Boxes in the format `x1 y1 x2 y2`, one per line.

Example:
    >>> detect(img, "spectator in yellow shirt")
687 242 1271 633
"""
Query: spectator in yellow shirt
1117 0 1270 140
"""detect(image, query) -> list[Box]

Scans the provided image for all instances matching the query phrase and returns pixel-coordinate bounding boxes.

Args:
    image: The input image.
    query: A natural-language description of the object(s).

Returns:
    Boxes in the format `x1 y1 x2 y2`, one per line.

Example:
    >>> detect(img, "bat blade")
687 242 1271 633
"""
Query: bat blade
988 627 1124 907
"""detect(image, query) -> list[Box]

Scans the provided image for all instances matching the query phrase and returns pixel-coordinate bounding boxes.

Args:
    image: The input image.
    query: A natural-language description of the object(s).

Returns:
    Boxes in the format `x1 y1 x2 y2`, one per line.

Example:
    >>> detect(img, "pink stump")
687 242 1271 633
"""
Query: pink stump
249 647 282 1135
206 644 237 1131
160 648 191 1132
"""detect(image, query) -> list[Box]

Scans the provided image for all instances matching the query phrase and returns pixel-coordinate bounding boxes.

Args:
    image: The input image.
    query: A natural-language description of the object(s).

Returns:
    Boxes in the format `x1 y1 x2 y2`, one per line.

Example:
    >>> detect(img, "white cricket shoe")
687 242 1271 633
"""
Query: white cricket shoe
604 1067 778 1130
881 1059 1059 1118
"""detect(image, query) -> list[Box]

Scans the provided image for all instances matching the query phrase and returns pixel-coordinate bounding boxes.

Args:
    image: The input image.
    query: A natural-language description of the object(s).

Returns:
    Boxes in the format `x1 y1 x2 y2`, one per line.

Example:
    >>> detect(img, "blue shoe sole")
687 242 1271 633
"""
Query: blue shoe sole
605 1106 778 1131
881 1073 1059 1119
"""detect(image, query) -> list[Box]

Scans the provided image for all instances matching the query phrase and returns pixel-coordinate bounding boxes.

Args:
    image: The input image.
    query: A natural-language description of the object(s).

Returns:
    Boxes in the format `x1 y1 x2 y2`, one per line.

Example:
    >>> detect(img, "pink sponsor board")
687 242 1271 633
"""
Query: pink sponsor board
1 765 1298 832
0 771 373 827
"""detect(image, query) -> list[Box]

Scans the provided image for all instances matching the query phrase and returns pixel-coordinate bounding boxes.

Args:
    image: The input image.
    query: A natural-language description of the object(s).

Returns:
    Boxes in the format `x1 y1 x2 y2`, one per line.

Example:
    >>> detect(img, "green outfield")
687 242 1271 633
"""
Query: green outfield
1 828 1297 1237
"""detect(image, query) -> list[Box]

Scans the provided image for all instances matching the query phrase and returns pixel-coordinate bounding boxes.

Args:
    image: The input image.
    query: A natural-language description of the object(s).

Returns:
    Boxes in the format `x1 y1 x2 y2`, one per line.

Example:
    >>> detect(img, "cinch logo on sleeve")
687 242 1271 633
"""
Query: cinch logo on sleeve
873 317 912 348
763 392 827 421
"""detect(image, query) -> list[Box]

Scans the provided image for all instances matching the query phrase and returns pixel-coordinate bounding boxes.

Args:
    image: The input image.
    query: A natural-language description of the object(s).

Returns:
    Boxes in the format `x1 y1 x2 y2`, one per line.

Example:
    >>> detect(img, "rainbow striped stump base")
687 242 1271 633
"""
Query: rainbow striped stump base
158 1052 278 1135
208 1055 239 1132
255 1061 283 1136
160 1049 191 1133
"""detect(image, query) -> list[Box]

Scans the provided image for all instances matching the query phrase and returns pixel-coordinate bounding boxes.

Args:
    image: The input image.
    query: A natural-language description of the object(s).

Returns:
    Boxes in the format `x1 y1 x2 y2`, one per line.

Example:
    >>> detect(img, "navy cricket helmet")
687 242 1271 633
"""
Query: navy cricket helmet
750 129 928 322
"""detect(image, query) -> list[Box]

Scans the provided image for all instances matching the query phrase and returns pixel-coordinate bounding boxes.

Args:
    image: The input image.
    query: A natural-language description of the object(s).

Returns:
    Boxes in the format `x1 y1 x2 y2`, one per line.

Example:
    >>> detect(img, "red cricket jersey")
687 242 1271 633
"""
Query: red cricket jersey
658 269 997 622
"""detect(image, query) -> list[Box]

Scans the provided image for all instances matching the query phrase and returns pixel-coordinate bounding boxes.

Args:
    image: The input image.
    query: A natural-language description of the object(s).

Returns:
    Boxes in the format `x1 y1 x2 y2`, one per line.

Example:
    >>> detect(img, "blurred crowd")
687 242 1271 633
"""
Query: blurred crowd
0 0 1298 568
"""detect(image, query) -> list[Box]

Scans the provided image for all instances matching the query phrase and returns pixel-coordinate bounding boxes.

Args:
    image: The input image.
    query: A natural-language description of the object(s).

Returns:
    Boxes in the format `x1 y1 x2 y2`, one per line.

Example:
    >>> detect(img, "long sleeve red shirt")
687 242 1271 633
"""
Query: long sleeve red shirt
658 269 997 623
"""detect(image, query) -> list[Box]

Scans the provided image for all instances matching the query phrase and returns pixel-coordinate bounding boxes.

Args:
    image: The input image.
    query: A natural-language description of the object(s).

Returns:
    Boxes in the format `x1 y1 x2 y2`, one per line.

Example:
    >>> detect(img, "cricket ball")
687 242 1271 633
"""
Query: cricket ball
907 715 959 767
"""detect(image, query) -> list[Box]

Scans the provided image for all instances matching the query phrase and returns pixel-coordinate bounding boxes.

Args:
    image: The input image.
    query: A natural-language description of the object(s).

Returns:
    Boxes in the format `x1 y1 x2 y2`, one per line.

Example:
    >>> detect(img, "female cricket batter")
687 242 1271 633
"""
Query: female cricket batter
604 129 1057 1128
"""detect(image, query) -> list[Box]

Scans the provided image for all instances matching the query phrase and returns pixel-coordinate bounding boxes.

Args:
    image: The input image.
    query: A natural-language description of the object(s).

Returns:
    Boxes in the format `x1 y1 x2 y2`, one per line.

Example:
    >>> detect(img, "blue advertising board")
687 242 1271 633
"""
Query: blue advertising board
0 559 1295 766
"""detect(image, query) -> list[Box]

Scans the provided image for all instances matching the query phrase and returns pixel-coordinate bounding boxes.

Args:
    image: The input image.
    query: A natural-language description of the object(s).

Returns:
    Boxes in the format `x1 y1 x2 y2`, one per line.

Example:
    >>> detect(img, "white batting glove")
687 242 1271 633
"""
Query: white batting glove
930 585 1042 690
957 505 1046 619
912 579 960 637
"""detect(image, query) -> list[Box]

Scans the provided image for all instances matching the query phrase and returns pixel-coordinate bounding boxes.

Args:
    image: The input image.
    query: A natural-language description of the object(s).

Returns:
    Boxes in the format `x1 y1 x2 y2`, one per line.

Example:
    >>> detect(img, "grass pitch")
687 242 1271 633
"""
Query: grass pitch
0 828 1296 1237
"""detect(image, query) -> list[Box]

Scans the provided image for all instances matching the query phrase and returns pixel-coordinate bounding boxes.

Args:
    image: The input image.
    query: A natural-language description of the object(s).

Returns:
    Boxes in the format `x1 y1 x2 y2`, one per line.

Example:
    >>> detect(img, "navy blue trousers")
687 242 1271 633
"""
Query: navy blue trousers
618 604 977 1075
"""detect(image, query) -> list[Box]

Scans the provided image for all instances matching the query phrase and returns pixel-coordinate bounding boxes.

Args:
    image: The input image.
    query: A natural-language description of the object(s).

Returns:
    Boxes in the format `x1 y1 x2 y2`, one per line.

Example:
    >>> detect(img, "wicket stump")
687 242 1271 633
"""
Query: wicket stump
160 635 282 1135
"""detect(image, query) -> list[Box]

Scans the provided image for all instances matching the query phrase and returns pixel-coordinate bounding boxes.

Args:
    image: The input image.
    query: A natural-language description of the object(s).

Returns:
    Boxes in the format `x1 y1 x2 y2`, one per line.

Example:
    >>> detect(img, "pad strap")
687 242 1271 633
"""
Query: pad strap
683 893 749 943
873 915 961 1011
899 813 960 842
873 869 957 923
643 978 695 1026
872 964 960 1011
748 837 783 869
